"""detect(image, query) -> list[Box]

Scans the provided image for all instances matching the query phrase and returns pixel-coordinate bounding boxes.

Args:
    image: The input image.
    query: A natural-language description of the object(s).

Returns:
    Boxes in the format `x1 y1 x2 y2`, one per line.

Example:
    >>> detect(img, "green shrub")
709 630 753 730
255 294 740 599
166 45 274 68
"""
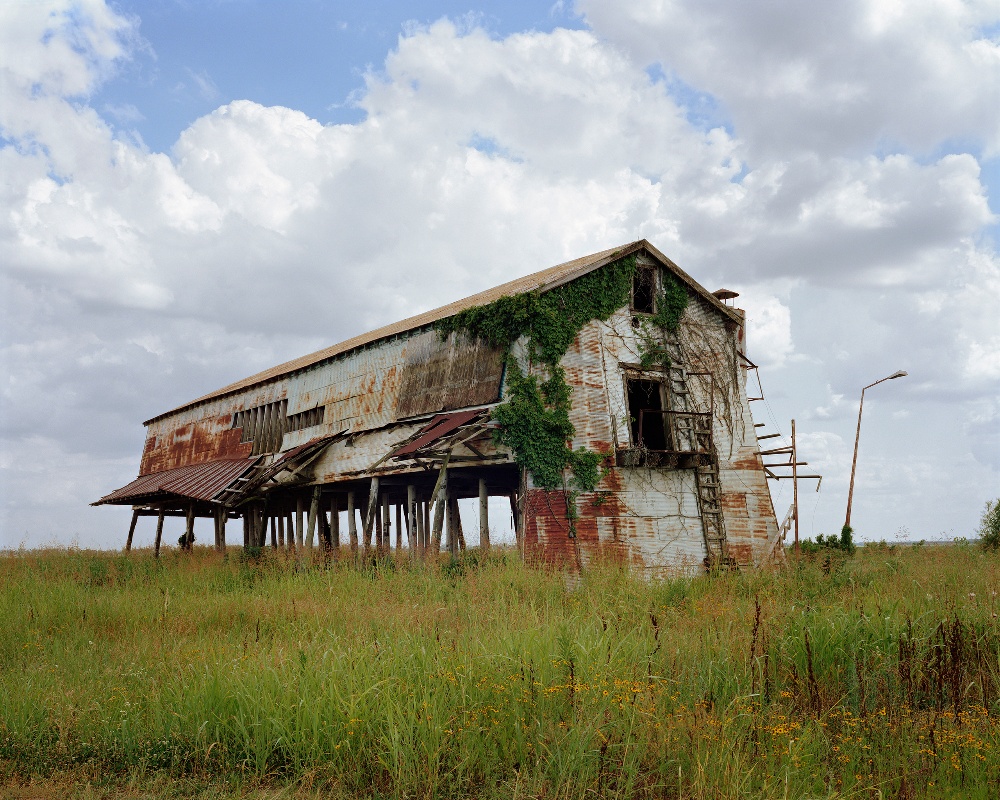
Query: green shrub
979 498 1000 550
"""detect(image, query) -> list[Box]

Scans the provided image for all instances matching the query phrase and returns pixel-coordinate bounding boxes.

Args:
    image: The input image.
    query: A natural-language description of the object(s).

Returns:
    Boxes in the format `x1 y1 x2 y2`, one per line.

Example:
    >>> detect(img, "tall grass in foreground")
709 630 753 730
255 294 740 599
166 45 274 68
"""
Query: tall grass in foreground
1 544 999 799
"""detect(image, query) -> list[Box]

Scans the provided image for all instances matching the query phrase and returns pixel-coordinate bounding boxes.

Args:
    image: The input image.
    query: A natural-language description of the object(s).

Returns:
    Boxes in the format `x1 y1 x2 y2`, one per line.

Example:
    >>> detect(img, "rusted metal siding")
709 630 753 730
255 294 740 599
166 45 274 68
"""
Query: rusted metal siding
95 458 255 505
396 331 504 418
523 261 780 574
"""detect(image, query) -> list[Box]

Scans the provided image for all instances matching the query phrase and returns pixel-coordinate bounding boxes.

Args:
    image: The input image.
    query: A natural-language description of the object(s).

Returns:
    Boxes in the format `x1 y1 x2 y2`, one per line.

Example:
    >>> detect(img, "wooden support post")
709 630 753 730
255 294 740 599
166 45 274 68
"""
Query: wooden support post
449 495 466 552
295 496 304 553
154 510 165 558
243 512 249 548
363 478 380 556
330 496 340 554
423 500 431 551
285 513 293 551
429 454 450 554
184 504 195 551
347 491 359 556
218 508 227 553
381 493 390 553
406 485 416 556
277 514 285 548
213 508 220 551
270 516 278 549
415 498 425 555
125 509 139 552
395 501 402 551
306 486 320 553
509 493 520 550
479 478 489 553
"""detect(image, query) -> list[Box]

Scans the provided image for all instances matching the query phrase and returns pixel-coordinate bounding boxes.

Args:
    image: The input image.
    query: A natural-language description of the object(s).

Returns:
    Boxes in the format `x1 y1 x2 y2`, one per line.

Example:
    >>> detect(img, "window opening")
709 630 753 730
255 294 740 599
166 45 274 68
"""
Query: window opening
626 378 669 450
232 399 288 455
287 405 326 433
632 265 655 314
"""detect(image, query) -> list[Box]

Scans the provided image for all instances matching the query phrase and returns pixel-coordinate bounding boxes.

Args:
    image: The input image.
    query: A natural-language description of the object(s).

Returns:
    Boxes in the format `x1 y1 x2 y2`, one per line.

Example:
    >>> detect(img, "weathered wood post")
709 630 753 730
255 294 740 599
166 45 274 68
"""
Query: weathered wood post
306 486 321 553
415 498 425 555
347 490 359 556
479 478 490 553
184 504 195 551
445 491 455 556
406 485 416 557
394 501 402 551
381 493 390 553
295 496 304 553
218 508 227 553
242 511 250 548
153 510 165 558
330 496 340 556
363 478 380 557
270 516 278 549
423 501 430 550
125 509 139 552
277 514 285 549
285 513 293 551
430 457 449 554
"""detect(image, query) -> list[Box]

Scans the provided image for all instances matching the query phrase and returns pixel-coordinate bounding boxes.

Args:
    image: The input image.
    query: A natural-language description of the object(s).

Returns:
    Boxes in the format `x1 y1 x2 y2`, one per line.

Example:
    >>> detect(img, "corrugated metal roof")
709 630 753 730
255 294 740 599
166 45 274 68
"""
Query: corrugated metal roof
146 239 739 424
390 409 485 457
93 458 255 506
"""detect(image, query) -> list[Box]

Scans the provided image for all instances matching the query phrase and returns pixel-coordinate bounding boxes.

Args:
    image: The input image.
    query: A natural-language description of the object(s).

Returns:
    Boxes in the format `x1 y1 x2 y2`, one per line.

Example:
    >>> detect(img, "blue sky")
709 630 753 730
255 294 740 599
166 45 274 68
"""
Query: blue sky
98 1 587 153
1 0 998 549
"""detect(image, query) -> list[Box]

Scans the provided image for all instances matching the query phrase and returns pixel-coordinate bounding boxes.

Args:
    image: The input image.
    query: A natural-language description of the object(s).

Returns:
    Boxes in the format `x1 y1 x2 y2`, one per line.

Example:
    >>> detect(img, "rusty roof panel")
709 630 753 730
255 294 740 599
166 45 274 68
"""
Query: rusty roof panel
93 458 256 506
390 409 484 457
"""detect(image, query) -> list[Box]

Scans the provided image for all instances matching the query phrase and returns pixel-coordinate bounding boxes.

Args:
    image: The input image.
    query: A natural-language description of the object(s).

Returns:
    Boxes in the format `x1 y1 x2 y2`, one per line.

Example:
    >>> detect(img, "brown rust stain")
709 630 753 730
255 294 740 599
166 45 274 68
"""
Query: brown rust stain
140 414 251 475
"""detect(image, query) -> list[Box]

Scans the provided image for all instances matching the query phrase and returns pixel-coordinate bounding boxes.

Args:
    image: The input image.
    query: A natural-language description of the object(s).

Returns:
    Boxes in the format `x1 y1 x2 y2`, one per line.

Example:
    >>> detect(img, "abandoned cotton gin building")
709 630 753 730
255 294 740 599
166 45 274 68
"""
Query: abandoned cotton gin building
95 240 783 574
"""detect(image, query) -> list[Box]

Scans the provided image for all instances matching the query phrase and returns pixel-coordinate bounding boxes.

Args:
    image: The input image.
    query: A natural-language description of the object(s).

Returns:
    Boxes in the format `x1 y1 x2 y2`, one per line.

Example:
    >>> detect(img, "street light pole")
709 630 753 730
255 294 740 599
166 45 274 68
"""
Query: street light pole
844 370 908 531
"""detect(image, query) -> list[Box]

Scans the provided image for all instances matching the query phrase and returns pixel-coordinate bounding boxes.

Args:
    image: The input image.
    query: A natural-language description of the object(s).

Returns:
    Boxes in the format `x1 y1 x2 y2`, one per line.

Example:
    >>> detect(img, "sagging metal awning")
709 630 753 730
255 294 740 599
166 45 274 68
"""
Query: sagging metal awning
93 457 260 507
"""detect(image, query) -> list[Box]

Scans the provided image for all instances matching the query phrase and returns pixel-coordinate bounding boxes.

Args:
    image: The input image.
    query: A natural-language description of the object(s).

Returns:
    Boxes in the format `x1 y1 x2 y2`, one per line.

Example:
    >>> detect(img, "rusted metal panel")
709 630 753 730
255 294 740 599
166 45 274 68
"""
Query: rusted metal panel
390 409 483 457
396 331 504 418
94 458 255 506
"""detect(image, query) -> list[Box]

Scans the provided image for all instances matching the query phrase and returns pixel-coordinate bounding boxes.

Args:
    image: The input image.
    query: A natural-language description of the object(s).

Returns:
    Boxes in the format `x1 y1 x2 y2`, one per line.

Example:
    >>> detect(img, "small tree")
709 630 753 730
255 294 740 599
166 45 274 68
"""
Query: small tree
979 499 1000 551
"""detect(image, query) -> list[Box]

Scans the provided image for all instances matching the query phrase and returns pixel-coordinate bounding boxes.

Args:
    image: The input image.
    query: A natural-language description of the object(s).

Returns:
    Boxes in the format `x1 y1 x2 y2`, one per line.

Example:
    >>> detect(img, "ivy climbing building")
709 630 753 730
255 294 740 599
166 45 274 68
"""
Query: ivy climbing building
95 240 783 574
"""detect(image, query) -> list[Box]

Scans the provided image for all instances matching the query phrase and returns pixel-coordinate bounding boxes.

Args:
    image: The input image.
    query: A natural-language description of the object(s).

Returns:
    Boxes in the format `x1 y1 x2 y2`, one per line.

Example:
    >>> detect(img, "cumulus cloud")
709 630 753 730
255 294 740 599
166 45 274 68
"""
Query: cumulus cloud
1 1 998 547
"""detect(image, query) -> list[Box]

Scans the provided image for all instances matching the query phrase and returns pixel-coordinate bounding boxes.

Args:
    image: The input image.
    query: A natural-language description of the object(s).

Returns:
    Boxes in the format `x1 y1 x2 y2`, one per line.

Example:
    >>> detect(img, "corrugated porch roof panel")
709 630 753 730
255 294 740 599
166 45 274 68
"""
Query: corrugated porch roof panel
93 458 254 506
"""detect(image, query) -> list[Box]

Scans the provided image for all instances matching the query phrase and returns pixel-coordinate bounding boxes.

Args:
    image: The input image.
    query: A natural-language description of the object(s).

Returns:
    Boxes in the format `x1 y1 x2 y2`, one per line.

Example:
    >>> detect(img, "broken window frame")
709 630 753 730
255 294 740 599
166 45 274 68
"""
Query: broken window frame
631 263 657 315
624 374 673 451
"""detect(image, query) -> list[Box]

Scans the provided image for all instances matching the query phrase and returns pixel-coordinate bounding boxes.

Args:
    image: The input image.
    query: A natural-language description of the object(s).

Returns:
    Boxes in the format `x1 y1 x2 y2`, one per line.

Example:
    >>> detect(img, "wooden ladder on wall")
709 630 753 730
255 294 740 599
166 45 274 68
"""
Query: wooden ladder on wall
662 336 734 571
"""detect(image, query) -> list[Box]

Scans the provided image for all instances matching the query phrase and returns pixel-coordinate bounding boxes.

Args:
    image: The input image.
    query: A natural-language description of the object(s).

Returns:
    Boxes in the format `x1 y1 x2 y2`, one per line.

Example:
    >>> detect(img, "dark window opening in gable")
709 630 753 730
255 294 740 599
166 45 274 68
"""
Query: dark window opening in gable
626 378 669 450
287 406 326 433
632 265 656 314
232 398 288 455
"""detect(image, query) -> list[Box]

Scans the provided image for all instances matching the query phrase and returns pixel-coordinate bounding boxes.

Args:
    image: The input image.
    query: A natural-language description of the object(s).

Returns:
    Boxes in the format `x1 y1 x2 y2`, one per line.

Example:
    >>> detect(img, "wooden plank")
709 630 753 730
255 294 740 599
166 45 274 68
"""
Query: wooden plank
125 509 139 552
479 478 489 553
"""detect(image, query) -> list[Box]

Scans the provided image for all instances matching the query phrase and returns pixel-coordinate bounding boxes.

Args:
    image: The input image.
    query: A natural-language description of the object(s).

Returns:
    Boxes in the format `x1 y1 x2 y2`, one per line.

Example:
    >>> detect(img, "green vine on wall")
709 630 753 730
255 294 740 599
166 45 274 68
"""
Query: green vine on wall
438 254 637 492
637 275 690 370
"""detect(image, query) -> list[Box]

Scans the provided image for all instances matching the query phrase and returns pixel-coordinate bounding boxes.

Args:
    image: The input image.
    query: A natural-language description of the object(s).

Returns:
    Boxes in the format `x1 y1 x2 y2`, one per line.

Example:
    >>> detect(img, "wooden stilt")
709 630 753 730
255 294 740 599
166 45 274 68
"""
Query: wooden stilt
394 501 402 551
428 453 450 554
330 496 340 555
218 508 227 553
347 491 359 556
295 496 304 553
416 498 425 556
277 514 285 548
285 513 293 551
306 486 320 553
406 485 416 556
184 505 195 551
445 492 455 556
381 493 390 552
154 510 165 558
363 478 379 557
452 496 466 552
125 509 139 552
479 478 490 553
243 512 250 548
423 501 430 550
270 515 278 549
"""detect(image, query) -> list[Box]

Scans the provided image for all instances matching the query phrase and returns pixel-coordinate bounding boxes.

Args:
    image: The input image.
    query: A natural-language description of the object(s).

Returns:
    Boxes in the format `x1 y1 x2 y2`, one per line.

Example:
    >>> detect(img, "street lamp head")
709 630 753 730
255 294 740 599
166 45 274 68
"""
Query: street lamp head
888 370 908 380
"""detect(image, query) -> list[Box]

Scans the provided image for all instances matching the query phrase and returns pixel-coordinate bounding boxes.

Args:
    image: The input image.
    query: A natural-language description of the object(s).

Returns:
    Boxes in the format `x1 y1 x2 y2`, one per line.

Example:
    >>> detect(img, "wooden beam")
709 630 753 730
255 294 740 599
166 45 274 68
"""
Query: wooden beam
428 453 450 554
125 509 139 552
184 505 195 551
306 485 321 553
295 496 304 553
395 501 402 552
381 493 390 553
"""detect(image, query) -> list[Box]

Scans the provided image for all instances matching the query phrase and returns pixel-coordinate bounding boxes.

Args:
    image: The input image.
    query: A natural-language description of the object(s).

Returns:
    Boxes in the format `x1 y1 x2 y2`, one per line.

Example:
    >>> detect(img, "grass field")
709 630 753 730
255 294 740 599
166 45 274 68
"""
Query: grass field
1 543 999 799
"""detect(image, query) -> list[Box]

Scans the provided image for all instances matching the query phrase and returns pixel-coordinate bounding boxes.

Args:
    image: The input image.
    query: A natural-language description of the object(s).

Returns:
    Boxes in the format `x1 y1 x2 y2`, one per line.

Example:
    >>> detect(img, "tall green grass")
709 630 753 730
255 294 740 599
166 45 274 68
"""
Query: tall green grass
2 544 999 798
